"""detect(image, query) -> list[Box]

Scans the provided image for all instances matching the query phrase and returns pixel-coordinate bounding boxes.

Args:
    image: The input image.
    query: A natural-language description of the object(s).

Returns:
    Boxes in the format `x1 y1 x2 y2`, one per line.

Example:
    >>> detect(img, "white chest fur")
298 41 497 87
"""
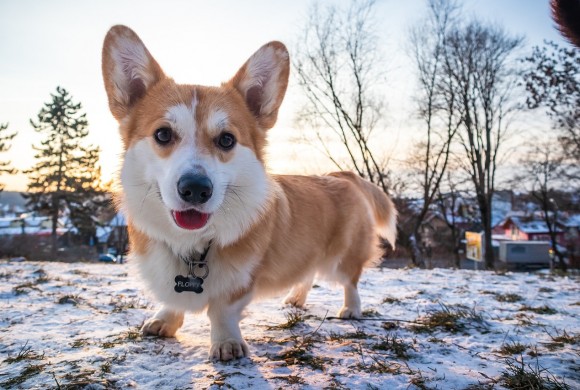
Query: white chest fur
133 240 258 312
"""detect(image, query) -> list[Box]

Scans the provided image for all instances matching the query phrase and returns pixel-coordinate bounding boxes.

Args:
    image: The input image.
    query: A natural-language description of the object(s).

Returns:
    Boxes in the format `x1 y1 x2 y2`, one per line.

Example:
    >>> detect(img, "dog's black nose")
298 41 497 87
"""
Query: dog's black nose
177 174 213 204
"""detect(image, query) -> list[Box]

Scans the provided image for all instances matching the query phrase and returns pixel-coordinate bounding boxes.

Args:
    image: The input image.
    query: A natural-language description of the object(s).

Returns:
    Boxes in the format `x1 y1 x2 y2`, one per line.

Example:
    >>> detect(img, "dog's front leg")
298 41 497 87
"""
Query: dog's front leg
141 306 184 337
207 291 252 361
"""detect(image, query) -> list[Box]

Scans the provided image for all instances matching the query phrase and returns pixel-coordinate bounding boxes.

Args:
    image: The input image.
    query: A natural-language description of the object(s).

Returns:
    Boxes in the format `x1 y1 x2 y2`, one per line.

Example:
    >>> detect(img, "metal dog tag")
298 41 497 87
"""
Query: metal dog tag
174 275 204 294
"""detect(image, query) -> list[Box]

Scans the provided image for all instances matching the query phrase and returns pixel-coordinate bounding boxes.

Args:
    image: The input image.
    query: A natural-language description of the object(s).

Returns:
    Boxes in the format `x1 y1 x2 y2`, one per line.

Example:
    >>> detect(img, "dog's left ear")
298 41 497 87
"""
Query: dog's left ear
229 42 290 130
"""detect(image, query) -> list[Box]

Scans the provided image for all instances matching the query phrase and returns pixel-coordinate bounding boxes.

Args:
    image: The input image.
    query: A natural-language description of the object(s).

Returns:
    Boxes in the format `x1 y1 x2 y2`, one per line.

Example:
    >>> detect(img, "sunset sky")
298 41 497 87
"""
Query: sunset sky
0 0 571 191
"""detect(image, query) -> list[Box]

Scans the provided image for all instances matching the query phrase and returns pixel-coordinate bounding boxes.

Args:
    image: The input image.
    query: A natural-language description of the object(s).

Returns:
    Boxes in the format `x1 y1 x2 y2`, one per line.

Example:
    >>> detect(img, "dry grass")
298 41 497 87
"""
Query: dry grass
0 364 47 388
495 293 524 303
57 294 81 305
382 296 401 304
267 308 306 330
371 333 414 360
498 341 528 355
412 303 486 333
4 342 45 364
501 356 570 389
519 305 558 315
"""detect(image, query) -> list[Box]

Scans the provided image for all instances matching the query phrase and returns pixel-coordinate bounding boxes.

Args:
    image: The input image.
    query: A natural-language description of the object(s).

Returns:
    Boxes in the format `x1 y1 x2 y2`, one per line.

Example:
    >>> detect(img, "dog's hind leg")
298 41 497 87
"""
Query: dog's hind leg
336 259 364 319
141 306 184 337
335 224 380 319
283 273 314 308
337 279 362 319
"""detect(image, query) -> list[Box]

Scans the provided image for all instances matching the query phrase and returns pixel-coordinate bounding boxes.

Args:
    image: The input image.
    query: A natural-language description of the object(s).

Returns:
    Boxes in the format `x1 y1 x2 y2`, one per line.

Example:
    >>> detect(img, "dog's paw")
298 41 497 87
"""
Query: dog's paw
337 306 362 319
283 285 311 308
209 339 249 361
141 317 180 337
283 294 306 308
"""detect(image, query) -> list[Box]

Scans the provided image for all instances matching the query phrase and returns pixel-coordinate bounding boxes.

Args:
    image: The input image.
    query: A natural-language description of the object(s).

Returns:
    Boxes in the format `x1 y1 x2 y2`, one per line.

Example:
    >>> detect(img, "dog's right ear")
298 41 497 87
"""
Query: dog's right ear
102 25 165 120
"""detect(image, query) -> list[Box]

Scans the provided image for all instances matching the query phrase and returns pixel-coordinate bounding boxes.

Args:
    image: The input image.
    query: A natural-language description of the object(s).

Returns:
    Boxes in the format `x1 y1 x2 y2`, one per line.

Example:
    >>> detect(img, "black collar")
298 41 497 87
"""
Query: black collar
179 240 212 268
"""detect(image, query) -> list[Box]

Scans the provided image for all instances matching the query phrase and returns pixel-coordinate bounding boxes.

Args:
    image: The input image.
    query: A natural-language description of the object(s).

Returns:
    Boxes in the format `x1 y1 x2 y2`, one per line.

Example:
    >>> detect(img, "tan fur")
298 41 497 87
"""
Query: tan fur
210 174 384 296
102 25 397 361
127 223 150 255
328 171 397 248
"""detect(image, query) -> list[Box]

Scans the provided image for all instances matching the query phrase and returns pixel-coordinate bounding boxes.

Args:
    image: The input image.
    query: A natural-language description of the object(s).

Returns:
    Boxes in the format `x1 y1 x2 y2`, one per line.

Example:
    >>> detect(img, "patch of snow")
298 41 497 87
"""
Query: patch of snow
0 261 578 389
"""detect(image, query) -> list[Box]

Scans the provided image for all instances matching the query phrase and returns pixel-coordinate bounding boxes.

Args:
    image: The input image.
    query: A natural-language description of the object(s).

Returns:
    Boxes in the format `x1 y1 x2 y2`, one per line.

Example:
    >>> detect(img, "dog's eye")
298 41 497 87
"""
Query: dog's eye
216 132 236 151
154 127 173 145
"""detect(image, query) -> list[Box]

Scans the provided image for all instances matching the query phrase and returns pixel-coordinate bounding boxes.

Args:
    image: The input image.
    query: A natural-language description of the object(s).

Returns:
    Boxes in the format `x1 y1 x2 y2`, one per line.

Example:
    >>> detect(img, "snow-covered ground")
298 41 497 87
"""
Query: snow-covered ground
0 259 578 389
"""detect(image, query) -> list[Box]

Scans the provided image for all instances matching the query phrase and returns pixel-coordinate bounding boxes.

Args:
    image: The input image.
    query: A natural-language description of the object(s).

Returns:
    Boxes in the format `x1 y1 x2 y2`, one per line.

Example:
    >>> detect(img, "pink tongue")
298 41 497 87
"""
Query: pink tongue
172 210 209 230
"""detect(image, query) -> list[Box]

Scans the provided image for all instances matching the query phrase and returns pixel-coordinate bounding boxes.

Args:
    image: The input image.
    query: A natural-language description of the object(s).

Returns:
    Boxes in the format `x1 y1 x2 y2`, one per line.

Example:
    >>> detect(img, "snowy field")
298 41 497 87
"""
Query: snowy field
0 260 578 389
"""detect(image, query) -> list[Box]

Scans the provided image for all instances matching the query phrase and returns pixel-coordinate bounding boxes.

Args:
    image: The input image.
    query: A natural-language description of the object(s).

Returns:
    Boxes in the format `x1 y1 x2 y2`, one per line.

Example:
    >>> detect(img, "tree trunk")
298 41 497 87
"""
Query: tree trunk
483 223 494 270
482 201 495 270
51 192 59 259
545 209 567 272
410 230 426 268
551 239 567 272
479 198 495 269
451 227 461 268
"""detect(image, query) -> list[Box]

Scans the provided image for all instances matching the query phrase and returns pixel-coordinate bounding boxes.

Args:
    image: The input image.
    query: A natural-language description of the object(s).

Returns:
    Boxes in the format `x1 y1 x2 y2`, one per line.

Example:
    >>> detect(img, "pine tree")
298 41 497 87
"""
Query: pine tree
25 87 103 256
0 122 17 192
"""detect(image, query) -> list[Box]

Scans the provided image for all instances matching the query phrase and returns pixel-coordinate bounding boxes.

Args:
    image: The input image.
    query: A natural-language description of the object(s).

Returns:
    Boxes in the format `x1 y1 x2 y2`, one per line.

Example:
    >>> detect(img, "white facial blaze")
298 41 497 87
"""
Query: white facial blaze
165 101 197 143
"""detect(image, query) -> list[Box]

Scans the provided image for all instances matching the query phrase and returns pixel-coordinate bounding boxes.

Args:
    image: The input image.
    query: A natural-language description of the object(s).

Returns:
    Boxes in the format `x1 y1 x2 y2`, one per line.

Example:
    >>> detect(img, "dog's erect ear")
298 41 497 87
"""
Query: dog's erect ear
102 25 165 120
229 42 290 130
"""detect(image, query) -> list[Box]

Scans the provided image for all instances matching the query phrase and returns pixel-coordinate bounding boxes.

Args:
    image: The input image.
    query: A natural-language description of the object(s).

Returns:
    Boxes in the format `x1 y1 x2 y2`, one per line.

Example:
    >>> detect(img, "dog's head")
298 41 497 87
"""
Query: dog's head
102 25 289 249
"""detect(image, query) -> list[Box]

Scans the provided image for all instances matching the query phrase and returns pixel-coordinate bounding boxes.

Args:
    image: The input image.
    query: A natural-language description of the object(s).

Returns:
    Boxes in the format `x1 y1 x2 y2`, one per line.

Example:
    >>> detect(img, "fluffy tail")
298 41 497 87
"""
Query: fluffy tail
552 0 580 47
329 172 398 248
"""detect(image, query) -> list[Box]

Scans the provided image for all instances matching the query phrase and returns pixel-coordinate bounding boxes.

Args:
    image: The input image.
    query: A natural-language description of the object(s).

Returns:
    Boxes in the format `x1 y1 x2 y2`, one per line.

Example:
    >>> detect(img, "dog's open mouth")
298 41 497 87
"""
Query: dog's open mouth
172 209 210 230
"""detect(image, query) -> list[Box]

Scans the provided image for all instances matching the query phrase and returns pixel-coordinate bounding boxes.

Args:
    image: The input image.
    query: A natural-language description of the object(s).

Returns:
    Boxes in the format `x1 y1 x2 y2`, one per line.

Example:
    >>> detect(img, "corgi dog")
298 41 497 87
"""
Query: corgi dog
101 25 397 361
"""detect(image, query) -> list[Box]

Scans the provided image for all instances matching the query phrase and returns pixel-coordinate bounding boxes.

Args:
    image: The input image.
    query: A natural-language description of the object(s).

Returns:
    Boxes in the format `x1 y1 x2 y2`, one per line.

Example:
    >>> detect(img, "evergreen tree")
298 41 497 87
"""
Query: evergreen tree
0 122 17 192
25 87 103 256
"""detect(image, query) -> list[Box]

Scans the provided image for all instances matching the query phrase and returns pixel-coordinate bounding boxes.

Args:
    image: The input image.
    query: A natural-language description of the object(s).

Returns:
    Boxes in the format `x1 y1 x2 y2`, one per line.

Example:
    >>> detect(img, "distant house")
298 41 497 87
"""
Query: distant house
564 214 580 234
492 191 515 228
493 216 565 245
0 216 22 232
0 191 27 217
95 211 128 257
417 195 478 256
0 214 67 236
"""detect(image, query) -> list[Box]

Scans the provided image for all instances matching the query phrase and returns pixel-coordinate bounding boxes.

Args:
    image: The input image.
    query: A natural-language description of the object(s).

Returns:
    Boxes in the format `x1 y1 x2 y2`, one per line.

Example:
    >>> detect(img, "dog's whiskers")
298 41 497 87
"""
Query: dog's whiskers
139 183 154 212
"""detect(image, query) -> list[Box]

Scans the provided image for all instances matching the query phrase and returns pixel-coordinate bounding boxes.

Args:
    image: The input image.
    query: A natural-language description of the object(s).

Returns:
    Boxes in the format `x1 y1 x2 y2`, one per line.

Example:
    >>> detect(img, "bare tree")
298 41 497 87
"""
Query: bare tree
293 0 390 193
441 21 524 269
516 141 568 271
522 41 580 172
0 122 17 192
406 0 460 267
